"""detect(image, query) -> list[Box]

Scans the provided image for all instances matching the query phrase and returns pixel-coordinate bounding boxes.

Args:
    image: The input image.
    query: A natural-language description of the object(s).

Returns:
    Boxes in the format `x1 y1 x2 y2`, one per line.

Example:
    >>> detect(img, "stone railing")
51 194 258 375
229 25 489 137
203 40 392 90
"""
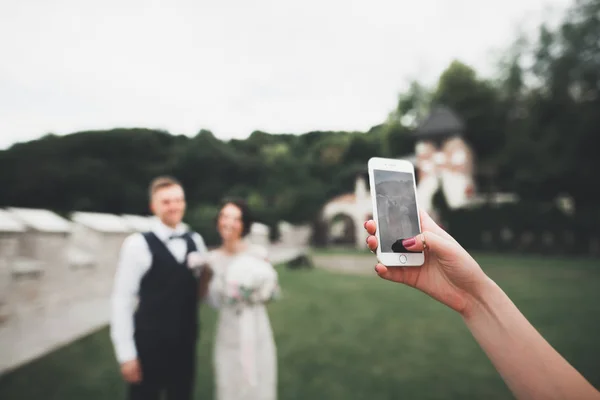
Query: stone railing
0 211 313 375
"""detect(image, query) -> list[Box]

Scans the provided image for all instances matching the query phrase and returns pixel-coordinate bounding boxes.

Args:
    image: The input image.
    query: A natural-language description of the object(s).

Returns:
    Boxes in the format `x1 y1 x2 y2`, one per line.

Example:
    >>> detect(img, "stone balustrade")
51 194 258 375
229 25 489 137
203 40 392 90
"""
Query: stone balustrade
0 208 312 375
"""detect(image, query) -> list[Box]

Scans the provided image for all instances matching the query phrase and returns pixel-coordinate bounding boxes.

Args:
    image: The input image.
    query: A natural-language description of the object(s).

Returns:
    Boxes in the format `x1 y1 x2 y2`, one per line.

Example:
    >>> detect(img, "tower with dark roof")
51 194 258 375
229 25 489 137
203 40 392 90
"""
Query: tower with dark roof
413 106 475 215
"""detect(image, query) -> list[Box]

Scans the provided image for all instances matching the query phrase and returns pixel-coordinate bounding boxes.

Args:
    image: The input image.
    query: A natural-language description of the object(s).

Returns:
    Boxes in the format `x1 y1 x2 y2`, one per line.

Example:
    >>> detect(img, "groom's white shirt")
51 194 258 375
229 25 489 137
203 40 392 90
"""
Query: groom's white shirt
110 217 208 364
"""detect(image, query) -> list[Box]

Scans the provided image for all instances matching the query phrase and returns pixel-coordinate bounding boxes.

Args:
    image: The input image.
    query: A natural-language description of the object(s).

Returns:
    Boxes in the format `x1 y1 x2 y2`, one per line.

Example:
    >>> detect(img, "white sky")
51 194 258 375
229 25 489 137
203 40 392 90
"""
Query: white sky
0 0 571 149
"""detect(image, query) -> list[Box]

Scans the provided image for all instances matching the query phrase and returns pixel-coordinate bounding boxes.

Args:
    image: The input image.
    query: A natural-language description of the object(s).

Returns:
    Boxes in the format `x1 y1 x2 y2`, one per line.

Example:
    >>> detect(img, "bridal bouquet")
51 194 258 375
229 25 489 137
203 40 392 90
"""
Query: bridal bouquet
213 253 281 308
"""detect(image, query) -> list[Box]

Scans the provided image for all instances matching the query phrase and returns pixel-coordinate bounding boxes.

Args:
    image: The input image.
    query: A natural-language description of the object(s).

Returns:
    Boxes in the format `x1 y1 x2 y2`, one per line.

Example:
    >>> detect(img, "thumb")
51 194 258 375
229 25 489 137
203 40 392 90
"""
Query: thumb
402 230 455 257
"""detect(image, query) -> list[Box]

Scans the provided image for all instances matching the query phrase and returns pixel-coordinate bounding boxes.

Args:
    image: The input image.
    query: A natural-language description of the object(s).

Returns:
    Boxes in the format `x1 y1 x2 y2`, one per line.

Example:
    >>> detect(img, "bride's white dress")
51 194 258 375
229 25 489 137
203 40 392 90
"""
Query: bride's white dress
206 244 280 400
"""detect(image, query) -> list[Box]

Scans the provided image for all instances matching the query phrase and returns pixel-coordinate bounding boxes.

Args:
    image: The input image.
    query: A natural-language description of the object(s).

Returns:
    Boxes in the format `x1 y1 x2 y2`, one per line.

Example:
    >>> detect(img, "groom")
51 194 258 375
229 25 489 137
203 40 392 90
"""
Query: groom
110 176 212 400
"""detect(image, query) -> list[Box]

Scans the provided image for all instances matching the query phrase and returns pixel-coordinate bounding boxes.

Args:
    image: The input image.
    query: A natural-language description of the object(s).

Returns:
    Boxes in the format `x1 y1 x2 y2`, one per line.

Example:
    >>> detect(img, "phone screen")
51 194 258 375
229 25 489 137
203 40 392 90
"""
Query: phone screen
373 169 421 253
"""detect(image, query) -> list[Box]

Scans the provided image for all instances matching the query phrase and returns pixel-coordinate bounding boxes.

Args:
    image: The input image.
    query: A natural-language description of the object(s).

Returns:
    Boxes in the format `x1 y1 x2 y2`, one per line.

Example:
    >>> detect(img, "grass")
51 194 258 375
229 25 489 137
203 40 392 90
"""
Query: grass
309 246 372 255
1 253 599 400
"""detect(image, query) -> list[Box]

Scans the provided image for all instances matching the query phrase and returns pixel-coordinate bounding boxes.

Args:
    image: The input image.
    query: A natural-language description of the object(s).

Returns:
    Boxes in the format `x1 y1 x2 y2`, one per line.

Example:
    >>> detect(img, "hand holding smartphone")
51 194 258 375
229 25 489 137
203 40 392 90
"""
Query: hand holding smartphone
368 157 424 267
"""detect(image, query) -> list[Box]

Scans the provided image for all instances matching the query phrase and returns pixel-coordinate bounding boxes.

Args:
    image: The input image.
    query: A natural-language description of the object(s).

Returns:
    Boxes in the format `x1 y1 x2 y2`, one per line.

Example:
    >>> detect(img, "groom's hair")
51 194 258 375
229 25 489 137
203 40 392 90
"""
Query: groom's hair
149 176 182 199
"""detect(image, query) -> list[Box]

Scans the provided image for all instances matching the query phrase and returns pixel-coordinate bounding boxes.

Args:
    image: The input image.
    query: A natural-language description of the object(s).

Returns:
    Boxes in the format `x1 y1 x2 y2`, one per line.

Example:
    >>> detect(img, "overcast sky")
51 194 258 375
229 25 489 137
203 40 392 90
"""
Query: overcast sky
0 0 570 149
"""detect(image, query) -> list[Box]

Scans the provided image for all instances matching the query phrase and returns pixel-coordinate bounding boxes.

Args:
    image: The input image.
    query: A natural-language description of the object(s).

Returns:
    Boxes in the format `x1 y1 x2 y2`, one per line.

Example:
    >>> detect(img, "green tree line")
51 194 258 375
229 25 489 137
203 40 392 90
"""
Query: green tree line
0 0 598 246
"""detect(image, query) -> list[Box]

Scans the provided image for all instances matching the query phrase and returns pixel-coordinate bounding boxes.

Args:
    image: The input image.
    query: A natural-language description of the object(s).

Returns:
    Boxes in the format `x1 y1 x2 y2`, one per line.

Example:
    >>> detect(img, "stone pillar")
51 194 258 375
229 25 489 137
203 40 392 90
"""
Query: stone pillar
354 211 370 249
0 235 20 322
248 223 271 247
355 176 367 200
0 254 11 323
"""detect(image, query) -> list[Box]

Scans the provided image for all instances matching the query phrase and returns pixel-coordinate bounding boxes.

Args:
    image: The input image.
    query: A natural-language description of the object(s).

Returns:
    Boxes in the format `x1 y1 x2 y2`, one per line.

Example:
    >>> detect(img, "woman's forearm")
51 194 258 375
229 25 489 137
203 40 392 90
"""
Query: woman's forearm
463 278 599 400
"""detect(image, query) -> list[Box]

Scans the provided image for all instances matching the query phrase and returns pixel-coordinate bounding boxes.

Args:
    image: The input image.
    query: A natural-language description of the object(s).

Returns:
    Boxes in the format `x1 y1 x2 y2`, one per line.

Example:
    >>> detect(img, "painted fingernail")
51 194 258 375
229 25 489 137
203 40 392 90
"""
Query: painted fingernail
402 237 416 247
364 221 368 229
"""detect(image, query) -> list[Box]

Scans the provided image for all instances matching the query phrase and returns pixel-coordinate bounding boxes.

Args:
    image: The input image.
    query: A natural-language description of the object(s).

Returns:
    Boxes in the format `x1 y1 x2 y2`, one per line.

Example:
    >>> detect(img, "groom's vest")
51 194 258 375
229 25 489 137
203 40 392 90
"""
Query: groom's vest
133 232 199 343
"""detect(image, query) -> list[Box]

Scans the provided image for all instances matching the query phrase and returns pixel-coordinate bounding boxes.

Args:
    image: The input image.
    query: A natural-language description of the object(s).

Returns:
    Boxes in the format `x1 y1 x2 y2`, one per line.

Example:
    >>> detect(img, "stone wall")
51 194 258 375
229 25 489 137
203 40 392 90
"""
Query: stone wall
0 213 310 375
0 212 134 375
0 233 20 323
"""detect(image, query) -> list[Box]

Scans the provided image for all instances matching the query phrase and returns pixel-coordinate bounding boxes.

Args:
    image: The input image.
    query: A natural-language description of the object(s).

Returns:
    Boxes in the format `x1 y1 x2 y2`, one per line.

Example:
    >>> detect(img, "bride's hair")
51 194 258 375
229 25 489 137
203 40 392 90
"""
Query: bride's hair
216 197 253 237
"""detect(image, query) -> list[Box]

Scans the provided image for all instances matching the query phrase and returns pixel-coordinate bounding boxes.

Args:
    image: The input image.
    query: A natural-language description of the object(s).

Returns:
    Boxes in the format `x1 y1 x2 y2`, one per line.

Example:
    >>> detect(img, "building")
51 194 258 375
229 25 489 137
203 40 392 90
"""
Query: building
413 106 476 215
321 176 372 248
320 106 479 248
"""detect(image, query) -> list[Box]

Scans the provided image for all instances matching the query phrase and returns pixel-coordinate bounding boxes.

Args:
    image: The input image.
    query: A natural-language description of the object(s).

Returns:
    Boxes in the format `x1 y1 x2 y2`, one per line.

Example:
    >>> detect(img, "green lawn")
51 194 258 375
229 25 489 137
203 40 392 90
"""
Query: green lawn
309 246 372 255
1 254 599 400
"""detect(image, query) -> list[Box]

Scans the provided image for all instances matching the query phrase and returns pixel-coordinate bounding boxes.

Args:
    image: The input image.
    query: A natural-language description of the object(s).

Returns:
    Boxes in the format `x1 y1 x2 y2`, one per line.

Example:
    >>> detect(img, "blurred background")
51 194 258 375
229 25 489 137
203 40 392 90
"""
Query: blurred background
0 0 599 398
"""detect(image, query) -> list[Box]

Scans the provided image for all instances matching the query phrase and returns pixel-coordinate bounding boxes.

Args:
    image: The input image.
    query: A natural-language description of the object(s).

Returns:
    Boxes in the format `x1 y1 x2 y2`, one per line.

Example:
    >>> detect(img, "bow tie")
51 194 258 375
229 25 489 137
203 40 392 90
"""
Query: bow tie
168 233 187 241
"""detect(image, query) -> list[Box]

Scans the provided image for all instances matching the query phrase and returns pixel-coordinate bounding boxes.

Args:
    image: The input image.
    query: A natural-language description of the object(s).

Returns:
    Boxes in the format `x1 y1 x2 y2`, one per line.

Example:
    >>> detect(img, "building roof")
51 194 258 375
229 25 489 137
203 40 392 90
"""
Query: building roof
8 207 72 233
415 106 464 138
0 209 27 233
121 214 154 232
71 212 131 233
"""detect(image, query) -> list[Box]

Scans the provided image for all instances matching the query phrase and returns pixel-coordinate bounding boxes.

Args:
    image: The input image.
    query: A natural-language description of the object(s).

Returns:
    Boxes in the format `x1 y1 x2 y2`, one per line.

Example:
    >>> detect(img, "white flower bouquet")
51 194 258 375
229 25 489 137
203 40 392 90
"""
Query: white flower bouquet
220 253 281 307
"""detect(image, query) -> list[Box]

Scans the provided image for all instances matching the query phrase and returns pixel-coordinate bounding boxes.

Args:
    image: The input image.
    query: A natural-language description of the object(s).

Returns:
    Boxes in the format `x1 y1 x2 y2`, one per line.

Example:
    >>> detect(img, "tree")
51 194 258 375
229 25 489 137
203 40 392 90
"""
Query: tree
432 61 506 166
500 0 600 208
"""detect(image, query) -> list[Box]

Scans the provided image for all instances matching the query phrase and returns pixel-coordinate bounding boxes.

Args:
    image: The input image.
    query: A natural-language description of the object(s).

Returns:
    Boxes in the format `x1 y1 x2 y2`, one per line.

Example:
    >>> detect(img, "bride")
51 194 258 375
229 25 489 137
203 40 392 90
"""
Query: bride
204 198 280 400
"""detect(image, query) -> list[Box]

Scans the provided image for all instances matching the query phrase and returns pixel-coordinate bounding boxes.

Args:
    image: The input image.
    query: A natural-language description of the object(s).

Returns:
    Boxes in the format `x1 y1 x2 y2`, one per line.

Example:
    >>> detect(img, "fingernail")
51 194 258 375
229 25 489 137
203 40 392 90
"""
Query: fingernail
366 236 369 244
402 237 416 247
364 221 367 229
374 265 378 272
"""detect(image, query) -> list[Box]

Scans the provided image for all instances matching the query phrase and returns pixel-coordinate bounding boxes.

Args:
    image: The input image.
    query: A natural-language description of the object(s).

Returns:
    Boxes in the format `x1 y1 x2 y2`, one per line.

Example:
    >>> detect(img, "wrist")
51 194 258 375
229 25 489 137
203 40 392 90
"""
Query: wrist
461 275 502 322
116 346 138 365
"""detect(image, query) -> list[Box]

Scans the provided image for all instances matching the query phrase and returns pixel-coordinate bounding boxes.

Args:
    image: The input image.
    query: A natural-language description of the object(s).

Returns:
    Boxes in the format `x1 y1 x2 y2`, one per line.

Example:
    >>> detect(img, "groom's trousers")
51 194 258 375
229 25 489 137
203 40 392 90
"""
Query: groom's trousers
128 334 197 400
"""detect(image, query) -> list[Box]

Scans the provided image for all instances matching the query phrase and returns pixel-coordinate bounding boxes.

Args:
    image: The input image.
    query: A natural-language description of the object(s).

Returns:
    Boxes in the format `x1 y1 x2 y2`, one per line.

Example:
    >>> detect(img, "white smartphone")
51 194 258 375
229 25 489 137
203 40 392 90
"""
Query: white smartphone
368 157 425 267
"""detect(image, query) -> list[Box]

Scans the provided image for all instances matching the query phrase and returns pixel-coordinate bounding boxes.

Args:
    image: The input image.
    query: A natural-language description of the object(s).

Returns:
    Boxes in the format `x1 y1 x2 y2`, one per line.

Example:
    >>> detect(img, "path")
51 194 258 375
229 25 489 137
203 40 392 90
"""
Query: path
0 297 110 375
311 253 374 275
